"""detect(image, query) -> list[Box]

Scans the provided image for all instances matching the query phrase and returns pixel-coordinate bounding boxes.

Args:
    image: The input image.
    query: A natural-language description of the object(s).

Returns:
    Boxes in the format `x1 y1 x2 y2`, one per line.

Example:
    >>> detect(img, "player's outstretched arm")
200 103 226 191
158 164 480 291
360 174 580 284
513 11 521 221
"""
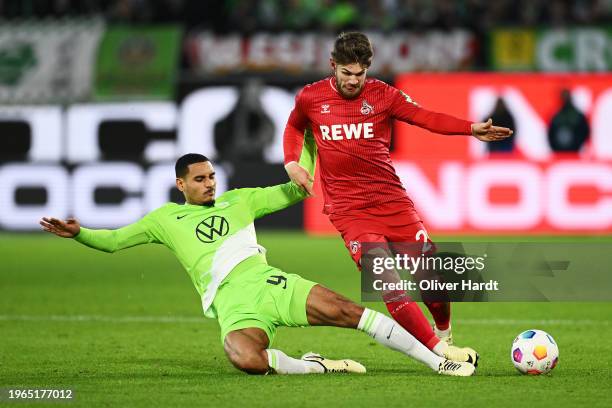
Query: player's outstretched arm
245 130 317 219
286 128 317 196
471 118 513 142
40 217 80 238
389 86 513 141
284 161 314 196
39 215 158 253
283 89 314 194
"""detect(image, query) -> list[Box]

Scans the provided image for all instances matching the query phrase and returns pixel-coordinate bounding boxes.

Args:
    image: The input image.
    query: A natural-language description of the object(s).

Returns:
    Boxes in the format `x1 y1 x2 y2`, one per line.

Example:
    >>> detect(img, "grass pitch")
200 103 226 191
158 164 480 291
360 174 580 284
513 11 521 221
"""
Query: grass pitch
1 232 611 407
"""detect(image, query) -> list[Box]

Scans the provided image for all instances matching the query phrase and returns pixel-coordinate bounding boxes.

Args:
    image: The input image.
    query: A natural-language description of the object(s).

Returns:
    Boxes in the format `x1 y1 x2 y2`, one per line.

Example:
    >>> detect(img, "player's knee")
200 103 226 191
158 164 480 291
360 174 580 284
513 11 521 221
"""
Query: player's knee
228 350 269 375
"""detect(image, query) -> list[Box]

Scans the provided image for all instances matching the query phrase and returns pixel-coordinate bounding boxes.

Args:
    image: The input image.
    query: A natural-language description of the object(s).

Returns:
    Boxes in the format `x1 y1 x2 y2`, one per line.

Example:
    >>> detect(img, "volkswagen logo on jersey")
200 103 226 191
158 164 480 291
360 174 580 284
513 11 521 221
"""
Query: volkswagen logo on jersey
360 99 373 115
195 215 229 243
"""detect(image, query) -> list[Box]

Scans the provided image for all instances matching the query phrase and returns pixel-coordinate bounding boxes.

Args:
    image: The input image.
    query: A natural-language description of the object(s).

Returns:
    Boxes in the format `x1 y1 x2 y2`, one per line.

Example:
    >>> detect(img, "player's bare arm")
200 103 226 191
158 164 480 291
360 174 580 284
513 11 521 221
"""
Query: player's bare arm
284 161 314 196
39 217 80 238
471 118 514 142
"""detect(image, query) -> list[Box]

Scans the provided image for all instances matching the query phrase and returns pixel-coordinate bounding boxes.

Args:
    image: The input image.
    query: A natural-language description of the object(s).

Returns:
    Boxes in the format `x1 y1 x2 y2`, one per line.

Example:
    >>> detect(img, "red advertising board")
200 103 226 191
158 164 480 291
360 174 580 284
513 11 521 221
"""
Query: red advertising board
305 74 612 235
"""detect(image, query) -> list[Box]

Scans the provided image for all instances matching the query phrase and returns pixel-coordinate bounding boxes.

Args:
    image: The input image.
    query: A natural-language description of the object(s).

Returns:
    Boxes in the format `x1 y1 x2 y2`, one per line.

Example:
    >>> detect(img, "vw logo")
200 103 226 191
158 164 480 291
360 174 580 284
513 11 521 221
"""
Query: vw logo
195 216 229 243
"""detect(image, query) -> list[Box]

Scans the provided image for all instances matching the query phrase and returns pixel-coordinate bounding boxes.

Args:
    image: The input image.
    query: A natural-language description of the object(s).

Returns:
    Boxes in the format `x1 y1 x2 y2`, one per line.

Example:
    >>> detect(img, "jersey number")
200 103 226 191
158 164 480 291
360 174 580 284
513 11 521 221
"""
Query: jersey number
266 275 287 289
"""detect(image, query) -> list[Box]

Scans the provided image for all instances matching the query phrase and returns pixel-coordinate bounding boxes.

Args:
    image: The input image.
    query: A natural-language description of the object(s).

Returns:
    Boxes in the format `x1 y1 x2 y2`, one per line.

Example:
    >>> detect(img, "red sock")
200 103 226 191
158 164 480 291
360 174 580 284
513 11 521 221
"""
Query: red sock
424 301 451 331
383 291 440 350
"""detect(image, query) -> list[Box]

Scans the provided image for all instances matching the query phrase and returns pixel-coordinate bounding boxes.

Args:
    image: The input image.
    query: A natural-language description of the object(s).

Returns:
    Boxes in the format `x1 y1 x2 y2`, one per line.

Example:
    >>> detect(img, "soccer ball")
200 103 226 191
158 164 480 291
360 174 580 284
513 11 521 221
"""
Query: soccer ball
511 329 559 375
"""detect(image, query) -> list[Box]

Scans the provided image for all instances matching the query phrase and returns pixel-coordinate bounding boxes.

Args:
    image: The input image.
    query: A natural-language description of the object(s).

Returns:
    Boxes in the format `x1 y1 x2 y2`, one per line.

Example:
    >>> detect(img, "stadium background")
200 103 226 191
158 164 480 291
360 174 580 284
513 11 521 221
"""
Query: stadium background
1 1 611 407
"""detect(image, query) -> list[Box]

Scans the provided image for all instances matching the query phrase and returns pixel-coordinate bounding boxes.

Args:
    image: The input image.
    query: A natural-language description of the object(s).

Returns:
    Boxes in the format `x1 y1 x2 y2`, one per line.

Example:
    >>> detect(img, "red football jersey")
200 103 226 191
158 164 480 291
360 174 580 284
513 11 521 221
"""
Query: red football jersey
284 77 472 215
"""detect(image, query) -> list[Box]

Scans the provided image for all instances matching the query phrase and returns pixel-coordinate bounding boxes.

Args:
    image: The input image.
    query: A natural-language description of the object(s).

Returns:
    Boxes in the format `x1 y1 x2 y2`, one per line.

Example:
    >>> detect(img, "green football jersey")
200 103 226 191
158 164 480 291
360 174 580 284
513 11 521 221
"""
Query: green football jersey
74 132 316 318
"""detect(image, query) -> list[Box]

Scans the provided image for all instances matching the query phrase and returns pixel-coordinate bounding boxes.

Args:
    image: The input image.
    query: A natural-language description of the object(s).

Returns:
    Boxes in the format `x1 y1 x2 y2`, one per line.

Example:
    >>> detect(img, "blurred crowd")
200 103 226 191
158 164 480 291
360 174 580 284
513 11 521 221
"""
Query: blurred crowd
1 0 610 31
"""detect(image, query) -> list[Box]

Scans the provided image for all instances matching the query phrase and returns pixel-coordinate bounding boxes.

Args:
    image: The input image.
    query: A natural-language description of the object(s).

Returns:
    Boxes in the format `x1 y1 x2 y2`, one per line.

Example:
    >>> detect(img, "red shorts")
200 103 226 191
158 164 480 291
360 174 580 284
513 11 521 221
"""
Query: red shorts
329 199 435 268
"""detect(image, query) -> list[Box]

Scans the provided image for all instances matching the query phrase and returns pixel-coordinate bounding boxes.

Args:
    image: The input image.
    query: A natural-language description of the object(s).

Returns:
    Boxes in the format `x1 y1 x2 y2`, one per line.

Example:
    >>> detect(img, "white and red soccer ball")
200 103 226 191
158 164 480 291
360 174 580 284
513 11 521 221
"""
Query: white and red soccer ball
511 329 559 375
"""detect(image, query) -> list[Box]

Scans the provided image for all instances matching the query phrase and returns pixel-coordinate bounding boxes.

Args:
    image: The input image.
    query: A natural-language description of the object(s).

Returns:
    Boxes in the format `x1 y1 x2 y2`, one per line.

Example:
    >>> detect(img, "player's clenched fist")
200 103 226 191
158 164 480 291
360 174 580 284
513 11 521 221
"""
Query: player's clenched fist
285 161 314 196
471 118 514 142
39 217 81 238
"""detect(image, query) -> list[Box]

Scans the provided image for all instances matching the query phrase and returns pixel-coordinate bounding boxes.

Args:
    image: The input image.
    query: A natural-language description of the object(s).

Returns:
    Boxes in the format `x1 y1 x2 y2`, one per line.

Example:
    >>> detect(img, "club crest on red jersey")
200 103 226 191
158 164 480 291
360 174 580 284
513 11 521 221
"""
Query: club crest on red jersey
360 99 374 115
321 104 330 114
350 240 361 254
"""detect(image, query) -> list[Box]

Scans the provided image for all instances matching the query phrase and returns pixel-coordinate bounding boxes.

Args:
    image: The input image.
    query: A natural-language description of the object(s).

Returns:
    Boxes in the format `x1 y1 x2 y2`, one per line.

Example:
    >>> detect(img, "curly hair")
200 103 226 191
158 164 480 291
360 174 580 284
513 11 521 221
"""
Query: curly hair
331 32 373 68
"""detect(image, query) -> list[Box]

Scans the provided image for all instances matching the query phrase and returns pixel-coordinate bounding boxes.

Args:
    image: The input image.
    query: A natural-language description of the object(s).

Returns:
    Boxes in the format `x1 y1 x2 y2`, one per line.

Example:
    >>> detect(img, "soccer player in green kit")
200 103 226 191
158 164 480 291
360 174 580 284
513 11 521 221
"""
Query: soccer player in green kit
40 132 475 377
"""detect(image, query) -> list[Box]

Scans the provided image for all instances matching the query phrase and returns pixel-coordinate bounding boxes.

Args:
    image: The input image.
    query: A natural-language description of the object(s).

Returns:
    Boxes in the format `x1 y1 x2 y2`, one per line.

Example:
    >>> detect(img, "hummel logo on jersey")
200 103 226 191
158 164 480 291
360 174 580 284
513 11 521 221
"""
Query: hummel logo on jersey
320 123 374 141
321 104 330 114
360 99 373 115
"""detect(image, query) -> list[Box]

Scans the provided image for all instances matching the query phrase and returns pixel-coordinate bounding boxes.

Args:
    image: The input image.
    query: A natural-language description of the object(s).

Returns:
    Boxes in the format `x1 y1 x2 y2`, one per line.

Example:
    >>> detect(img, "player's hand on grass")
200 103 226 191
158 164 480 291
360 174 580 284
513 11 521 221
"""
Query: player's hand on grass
471 118 513 142
285 161 315 196
39 217 81 238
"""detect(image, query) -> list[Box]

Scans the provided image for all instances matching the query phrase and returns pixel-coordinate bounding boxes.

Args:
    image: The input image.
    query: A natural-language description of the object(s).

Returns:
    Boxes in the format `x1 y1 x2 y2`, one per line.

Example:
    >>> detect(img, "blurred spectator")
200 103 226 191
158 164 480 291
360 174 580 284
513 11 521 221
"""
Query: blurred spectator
319 0 359 31
226 1 260 34
486 97 516 153
0 0 609 30
547 89 590 152
258 0 284 31
518 0 544 25
284 0 322 31
547 0 569 26
107 0 152 23
362 0 394 31
226 0 285 33
214 78 275 162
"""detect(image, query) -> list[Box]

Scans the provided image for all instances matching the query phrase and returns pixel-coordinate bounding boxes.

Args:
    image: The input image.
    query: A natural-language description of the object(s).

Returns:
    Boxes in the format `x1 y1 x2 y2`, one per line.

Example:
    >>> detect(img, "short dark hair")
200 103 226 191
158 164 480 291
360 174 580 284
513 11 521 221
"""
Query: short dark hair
331 32 373 68
175 153 209 178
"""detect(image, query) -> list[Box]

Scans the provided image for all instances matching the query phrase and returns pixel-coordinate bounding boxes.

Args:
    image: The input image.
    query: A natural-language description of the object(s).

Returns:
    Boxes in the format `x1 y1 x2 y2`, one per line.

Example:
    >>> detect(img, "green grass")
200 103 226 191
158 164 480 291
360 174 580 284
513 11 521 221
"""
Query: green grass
1 232 611 407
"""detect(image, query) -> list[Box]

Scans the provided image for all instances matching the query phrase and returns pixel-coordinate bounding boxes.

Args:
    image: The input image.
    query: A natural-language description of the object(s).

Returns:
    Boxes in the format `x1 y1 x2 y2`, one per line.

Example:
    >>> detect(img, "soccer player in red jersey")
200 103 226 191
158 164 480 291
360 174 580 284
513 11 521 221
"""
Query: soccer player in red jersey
283 32 513 361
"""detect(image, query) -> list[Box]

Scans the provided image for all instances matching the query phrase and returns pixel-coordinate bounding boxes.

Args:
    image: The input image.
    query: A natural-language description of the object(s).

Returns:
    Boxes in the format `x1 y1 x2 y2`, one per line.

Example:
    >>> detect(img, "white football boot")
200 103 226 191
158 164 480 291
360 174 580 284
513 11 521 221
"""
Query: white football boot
437 359 476 377
301 352 366 374
442 344 479 367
